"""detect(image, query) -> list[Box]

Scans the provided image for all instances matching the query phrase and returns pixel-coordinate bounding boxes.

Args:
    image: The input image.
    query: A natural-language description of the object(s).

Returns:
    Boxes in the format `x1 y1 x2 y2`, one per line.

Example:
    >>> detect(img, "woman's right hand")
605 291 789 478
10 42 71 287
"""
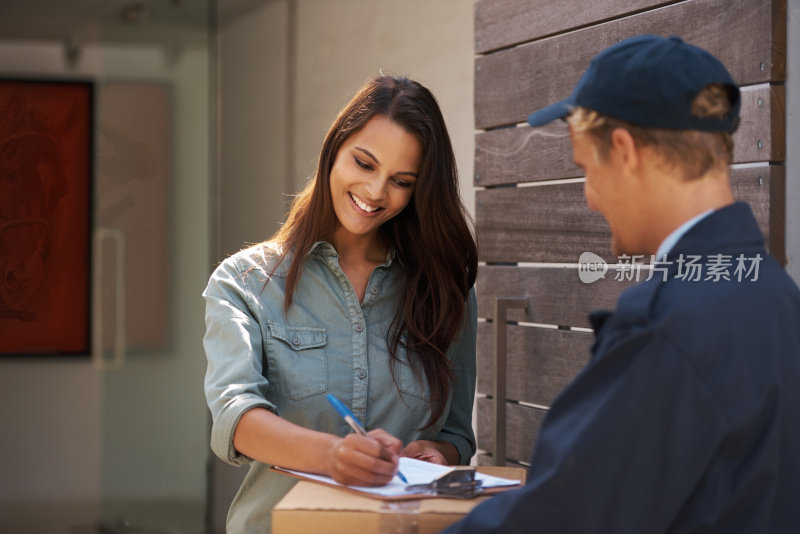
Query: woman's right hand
326 428 403 486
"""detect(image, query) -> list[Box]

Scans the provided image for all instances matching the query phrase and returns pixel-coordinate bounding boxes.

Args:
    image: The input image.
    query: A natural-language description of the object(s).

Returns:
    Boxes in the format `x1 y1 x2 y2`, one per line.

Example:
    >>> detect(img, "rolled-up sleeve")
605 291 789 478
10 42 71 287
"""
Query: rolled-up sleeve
202 258 277 466
436 287 478 465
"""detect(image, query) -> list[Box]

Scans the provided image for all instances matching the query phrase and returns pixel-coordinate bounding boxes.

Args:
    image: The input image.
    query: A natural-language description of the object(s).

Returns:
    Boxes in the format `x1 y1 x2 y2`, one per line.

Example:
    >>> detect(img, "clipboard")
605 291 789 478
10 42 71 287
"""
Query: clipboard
271 457 522 501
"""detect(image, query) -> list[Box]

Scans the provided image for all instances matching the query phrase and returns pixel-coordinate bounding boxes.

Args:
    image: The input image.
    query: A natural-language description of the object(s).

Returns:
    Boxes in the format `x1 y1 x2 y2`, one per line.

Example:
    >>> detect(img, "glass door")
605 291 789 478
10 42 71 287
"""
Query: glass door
91 1 213 532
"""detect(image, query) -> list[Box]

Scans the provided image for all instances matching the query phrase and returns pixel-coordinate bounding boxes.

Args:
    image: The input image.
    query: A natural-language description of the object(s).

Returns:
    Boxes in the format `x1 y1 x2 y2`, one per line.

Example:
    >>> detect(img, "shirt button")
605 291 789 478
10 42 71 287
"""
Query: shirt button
292 337 301 346
370 287 378 295
354 323 364 332
357 369 367 379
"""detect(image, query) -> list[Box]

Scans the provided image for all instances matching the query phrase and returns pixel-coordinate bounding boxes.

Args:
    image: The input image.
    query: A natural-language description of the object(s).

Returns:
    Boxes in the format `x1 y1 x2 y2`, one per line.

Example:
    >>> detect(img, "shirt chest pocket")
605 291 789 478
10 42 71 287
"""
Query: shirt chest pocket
265 321 328 401
395 342 431 404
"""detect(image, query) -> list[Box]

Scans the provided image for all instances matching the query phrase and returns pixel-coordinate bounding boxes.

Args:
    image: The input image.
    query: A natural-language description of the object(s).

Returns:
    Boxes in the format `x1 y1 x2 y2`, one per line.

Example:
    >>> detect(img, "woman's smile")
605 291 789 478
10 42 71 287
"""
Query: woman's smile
349 192 382 215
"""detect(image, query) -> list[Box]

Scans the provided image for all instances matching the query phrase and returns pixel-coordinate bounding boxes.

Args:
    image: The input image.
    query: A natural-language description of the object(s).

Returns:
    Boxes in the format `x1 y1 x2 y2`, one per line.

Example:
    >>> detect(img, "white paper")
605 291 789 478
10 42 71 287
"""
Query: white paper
274 456 520 498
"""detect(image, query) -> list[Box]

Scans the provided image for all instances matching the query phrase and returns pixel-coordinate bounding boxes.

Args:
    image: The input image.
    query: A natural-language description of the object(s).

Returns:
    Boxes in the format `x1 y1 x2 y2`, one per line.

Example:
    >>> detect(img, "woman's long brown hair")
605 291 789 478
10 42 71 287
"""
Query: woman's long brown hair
269 75 477 427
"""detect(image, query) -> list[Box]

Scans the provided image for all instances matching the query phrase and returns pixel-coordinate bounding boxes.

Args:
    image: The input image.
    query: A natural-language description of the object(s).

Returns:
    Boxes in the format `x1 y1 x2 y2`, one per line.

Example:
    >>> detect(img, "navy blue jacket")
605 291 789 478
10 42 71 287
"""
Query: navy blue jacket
445 203 800 533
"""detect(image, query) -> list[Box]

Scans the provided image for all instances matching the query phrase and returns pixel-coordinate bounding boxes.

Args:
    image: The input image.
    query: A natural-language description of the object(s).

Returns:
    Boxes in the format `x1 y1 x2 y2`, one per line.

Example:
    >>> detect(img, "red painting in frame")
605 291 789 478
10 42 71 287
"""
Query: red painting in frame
0 79 93 355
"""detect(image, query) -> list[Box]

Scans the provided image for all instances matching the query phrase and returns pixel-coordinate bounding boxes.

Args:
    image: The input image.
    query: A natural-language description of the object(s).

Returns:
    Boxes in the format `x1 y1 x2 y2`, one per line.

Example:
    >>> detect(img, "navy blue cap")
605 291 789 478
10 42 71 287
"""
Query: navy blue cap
527 35 740 133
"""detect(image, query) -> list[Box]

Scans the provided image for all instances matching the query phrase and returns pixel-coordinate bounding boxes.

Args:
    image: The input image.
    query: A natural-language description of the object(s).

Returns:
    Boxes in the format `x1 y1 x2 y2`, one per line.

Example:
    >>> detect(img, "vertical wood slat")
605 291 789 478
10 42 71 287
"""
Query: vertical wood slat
474 0 670 54
475 0 786 129
475 86 786 188
473 0 786 470
477 323 592 405
767 165 786 265
737 86 786 162
478 398 546 464
476 265 635 328
478 181 612 263
477 453 528 468
477 165 783 264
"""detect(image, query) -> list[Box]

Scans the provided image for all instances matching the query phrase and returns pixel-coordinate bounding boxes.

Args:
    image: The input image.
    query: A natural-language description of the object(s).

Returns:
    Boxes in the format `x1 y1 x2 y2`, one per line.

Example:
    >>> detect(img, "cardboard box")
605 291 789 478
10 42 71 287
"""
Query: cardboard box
272 466 526 534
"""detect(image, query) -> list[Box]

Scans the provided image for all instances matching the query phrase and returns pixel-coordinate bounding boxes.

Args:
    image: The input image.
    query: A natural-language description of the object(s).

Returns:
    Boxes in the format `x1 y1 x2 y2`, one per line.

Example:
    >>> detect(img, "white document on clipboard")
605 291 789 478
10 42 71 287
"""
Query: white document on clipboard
272 456 520 499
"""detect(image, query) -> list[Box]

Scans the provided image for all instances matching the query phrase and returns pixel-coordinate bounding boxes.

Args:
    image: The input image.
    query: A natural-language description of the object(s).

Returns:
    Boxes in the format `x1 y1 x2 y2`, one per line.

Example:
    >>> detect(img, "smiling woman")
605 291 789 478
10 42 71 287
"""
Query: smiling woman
202 75 478 534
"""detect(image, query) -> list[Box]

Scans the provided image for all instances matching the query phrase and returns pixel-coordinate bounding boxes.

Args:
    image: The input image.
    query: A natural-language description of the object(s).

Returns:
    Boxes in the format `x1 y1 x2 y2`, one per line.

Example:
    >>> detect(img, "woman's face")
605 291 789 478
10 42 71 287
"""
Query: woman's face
329 115 421 243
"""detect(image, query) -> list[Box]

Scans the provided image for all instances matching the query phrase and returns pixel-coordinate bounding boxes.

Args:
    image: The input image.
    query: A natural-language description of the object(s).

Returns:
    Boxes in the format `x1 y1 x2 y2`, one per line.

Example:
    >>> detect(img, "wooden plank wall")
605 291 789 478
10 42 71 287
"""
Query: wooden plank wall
473 0 787 467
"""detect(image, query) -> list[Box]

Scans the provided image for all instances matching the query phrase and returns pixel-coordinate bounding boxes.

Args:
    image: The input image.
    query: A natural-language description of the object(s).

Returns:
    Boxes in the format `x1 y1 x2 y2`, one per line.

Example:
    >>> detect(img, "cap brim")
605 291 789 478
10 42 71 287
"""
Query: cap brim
527 100 572 127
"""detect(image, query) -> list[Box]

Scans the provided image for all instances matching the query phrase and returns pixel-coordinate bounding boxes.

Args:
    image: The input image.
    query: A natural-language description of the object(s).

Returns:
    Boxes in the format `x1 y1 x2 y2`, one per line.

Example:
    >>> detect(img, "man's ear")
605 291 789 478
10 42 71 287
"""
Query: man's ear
610 127 640 175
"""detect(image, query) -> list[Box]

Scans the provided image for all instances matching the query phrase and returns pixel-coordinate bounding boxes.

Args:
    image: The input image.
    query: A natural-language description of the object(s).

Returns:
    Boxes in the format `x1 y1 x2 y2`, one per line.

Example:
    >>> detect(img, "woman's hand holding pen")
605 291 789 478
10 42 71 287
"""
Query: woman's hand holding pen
231 407 405 487
327 428 403 486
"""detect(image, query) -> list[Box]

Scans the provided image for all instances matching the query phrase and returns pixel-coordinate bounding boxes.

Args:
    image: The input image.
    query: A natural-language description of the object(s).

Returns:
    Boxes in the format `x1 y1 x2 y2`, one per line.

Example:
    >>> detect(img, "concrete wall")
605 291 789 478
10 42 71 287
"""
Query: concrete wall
218 0 476 257
292 0 476 214
218 0 291 257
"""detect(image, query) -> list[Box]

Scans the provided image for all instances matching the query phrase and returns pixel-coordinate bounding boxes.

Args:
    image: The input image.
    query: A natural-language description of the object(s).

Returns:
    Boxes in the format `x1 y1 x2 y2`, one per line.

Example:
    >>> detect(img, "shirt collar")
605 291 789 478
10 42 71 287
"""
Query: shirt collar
308 240 396 267
654 209 713 261
308 240 337 257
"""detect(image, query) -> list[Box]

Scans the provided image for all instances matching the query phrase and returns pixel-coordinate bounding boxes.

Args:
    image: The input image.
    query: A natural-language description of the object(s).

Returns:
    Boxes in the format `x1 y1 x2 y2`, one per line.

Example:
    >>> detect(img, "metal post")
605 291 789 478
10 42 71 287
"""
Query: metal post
492 297 528 466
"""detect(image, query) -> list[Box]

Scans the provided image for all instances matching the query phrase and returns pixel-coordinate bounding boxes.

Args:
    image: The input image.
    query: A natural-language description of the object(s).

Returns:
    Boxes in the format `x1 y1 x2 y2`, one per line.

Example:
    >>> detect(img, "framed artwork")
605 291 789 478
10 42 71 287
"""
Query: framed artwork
0 79 93 355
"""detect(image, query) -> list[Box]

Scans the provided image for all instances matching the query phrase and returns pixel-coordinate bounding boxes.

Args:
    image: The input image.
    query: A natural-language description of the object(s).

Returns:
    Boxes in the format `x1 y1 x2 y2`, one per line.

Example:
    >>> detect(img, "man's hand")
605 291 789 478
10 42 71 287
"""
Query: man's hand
401 439 457 465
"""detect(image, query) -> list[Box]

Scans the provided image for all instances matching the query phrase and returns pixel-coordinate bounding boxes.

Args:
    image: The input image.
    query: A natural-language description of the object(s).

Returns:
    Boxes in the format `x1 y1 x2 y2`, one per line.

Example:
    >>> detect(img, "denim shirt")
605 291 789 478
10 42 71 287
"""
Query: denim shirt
203 240 477 533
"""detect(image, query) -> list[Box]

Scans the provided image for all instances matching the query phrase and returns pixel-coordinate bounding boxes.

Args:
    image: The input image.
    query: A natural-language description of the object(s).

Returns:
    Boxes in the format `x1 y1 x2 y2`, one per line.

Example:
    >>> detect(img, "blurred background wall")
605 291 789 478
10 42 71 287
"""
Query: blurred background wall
218 0 476 258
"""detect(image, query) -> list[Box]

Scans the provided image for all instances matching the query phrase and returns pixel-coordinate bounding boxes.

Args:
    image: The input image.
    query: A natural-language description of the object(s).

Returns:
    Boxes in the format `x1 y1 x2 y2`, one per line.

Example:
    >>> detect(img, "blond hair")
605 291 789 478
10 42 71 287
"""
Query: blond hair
567 84 734 180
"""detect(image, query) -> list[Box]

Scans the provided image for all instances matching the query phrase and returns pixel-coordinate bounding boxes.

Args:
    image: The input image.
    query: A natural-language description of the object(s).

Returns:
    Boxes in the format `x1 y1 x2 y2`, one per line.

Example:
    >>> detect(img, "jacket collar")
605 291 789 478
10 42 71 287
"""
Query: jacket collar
591 202 765 339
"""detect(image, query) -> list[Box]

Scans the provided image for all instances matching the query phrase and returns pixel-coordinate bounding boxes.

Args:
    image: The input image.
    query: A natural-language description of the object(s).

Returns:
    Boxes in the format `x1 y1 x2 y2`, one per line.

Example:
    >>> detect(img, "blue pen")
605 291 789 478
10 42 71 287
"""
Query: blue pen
326 393 408 484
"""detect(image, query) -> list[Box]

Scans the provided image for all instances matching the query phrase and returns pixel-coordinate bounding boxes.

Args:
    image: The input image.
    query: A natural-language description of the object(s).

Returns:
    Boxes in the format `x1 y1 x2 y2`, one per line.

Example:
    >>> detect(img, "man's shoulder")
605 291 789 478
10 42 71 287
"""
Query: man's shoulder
601 251 800 359
652 254 800 321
